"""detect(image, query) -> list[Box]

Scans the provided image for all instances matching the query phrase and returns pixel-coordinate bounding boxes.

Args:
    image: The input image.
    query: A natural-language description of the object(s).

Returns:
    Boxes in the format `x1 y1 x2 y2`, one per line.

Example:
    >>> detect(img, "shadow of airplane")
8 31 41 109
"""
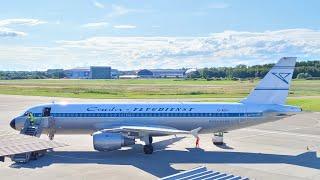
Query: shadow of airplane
214 143 234 150
10 136 320 178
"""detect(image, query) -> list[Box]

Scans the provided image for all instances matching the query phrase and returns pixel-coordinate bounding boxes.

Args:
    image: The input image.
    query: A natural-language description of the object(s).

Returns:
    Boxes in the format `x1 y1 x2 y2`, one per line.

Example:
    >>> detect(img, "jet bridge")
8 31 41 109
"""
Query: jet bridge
0 116 66 163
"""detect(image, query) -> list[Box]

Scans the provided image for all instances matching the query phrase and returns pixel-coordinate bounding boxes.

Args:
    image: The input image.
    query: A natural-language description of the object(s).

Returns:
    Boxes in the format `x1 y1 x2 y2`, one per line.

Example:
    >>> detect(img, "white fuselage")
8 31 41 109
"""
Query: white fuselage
12 102 301 135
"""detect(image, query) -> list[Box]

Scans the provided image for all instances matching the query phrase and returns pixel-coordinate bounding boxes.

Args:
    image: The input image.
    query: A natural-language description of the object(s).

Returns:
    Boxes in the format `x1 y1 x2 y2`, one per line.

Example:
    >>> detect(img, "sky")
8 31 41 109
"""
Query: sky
0 0 320 71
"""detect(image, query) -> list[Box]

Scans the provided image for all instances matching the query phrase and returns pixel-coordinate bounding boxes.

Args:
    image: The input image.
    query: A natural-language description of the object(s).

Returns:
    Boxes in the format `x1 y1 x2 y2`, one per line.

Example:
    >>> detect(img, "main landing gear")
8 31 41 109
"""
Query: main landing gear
143 136 153 154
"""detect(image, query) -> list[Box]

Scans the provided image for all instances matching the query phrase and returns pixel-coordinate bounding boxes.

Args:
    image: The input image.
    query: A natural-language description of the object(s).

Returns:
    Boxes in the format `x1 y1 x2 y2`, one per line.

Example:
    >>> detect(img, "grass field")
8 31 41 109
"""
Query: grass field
0 79 319 111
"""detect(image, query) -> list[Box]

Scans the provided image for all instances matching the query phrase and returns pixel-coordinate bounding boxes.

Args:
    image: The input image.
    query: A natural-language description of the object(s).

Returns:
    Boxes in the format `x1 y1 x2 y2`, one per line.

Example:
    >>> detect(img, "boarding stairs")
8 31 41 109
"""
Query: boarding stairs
11 117 51 163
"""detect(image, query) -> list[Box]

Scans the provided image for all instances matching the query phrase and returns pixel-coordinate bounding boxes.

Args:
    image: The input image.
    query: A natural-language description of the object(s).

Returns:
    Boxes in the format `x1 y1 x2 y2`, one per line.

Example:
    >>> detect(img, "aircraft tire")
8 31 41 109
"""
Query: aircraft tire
213 142 224 146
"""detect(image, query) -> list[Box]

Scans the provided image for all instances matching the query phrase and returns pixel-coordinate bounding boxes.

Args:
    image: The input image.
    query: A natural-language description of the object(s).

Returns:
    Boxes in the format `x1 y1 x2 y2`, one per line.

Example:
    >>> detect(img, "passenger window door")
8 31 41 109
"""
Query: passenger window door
42 107 51 117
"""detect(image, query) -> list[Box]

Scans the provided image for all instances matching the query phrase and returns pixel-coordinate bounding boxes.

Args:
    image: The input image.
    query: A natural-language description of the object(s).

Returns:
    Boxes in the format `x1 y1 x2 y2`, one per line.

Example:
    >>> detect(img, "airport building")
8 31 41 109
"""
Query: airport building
111 69 119 79
64 66 116 79
46 69 65 78
63 68 187 79
137 69 186 78
90 66 112 79
64 68 90 79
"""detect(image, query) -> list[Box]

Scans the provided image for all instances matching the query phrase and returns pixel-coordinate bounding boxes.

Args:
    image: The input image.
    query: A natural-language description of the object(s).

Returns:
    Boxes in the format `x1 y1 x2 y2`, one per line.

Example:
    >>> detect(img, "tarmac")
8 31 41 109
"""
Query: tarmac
0 95 319 180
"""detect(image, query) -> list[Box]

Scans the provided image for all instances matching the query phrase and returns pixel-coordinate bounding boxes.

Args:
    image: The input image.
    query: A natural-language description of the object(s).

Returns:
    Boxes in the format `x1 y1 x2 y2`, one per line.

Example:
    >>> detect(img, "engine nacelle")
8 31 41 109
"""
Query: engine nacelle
93 131 135 151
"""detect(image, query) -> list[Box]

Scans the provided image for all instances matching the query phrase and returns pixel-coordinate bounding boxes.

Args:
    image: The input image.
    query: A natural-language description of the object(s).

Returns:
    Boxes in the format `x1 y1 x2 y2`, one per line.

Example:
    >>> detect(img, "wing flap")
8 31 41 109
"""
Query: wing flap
101 125 201 137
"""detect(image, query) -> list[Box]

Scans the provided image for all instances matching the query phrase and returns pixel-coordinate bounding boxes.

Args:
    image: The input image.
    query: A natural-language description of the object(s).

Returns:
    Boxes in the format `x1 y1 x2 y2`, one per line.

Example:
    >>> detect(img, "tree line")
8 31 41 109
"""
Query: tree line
187 60 320 80
0 60 319 80
0 69 65 80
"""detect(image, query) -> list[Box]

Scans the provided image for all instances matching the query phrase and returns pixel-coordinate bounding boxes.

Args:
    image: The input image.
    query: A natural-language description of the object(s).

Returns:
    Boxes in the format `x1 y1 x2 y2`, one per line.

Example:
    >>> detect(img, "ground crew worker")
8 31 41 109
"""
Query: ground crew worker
196 136 200 148
28 112 35 125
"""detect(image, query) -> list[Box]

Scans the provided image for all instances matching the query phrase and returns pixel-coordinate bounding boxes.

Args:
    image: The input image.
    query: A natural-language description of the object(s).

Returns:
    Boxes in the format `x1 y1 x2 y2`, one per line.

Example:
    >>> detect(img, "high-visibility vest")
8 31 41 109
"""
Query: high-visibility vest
29 113 35 123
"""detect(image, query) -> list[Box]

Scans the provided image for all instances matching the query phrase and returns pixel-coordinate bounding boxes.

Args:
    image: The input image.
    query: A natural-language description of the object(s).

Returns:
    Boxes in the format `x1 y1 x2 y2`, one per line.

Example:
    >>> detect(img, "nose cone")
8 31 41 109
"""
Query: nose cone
10 119 16 130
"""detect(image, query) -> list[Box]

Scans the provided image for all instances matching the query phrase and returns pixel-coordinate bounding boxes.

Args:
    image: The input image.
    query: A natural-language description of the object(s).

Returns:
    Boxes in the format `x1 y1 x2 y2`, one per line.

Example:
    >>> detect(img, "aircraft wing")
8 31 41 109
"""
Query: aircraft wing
101 125 201 137
0 130 67 157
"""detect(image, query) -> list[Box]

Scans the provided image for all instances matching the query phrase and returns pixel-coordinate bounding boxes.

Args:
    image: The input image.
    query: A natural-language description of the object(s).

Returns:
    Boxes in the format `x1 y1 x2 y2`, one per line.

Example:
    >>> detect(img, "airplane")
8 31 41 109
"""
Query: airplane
10 57 301 154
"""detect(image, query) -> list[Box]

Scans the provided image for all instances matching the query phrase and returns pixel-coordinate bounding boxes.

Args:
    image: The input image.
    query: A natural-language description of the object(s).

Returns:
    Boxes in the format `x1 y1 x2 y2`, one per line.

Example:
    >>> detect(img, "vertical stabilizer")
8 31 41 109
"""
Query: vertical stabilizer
241 57 297 105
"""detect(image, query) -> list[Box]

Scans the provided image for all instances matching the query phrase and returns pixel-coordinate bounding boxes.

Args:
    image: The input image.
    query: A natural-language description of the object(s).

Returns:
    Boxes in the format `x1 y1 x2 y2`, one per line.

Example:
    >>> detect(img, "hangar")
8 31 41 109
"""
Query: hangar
64 68 90 79
64 66 117 79
137 69 186 78
90 66 111 79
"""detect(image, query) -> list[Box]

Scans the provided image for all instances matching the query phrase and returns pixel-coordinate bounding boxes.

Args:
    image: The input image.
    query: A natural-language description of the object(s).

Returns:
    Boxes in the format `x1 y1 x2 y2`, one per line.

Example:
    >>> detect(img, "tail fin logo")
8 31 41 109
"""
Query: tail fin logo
272 72 291 84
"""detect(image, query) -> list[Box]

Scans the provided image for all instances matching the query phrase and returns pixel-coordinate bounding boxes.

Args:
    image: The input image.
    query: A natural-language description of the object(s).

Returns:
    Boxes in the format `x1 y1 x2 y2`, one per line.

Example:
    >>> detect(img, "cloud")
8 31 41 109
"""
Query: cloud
55 29 320 69
107 4 132 17
93 1 104 9
113 25 136 29
2 29 320 70
0 18 46 38
0 46 85 70
0 18 47 27
0 27 27 37
82 22 109 28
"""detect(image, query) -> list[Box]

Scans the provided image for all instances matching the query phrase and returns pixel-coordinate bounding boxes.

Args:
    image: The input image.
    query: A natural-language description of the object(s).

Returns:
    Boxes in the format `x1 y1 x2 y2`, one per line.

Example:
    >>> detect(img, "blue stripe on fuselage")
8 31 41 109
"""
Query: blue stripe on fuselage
33 112 263 118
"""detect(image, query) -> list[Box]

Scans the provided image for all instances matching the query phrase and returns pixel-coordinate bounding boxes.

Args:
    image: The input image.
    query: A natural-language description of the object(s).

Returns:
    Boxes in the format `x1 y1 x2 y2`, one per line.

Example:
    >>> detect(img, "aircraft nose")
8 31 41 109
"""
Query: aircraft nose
10 119 16 130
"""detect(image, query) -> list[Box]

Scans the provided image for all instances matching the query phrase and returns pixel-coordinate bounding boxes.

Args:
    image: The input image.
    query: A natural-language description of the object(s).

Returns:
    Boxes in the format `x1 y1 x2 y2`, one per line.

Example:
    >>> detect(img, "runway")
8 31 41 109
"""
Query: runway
0 95 319 180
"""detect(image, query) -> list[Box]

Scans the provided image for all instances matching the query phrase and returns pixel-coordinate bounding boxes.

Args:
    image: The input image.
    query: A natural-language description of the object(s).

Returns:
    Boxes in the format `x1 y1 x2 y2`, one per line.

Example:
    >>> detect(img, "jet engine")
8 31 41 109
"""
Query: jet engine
92 131 135 151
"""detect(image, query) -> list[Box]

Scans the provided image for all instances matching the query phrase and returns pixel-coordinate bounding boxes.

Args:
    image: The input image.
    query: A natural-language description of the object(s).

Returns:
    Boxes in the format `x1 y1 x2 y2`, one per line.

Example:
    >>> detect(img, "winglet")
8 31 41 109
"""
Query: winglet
190 127 202 138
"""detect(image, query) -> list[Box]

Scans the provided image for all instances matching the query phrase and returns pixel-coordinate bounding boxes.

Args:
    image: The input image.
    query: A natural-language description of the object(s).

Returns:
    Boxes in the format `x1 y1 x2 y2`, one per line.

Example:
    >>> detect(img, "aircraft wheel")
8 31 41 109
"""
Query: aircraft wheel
143 145 153 154
213 142 224 146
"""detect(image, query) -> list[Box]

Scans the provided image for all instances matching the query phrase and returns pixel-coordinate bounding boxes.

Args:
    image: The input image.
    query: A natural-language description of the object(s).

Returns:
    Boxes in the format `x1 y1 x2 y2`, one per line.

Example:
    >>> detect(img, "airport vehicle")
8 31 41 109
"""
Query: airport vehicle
10 57 301 154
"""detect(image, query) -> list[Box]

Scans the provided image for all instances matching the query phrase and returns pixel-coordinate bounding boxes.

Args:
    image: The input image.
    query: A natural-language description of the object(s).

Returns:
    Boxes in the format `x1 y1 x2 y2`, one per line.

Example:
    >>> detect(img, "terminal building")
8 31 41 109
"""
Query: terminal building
137 69 186 78
64 66 116 79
